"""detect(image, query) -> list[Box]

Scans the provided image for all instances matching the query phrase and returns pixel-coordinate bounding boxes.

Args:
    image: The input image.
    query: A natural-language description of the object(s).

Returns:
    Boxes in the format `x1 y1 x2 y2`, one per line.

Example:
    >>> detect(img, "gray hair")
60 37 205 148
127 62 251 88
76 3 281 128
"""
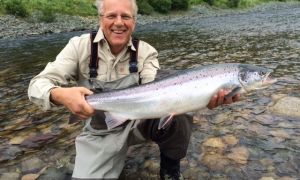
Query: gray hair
94 0 138 18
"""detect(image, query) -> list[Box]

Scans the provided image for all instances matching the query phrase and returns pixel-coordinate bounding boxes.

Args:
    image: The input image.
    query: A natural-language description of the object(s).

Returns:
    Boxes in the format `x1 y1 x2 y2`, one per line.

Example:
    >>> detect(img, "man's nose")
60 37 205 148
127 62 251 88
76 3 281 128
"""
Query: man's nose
114 16 124 25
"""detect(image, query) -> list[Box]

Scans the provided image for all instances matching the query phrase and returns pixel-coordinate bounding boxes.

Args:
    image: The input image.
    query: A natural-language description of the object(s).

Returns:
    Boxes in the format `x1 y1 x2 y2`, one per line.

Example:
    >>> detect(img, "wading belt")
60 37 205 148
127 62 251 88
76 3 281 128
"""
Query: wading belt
89 30 140 79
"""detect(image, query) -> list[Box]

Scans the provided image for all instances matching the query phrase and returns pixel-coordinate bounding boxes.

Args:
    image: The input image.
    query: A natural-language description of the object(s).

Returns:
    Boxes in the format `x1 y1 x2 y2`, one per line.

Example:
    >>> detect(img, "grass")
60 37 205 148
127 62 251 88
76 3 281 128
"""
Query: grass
0 0 98 17
0 0 298 19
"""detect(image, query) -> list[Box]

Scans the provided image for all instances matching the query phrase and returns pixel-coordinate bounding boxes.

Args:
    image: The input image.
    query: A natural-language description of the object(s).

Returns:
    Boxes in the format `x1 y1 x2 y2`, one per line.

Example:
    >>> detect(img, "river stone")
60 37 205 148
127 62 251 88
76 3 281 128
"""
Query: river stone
269 129 290 139
21 174 40 180
21 157 44 172
222 134 239 146
201 154 229 171
182 168 199 180
278 177 297 180
202 137 227 154
268 96 300 117
226 146 249 164
0 172 20 180
260 177 275 180
143 160 159 174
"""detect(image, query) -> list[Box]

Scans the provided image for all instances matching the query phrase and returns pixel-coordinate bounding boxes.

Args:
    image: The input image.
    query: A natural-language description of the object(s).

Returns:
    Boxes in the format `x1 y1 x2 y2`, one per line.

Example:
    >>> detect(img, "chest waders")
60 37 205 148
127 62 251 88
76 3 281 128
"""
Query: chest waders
73 31 147 179
86 30 141 133
72 31 192 179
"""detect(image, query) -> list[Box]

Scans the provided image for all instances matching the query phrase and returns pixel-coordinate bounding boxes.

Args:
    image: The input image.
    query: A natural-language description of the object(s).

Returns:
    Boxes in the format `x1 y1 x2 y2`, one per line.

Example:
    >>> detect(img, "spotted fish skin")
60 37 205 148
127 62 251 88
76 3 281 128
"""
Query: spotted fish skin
86 63 276 129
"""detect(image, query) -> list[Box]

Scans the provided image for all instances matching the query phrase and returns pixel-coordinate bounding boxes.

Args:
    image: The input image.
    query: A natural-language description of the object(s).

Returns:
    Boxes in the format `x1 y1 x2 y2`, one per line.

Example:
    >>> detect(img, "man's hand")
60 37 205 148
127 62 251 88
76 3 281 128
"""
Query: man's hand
207 89 240 110
50 87 95 119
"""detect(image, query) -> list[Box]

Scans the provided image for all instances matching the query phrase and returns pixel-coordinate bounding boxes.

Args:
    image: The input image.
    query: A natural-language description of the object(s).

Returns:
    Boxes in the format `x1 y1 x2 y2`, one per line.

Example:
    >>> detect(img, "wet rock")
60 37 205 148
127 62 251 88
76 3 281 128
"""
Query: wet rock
278 177 297 180
200 153 229 171
226 146 249 164
38 167 71 180
225 167 245 180
21 157 44 172
260 177 275 180
269 129 290 139
222 134 239 146
202 137 227 154
20 133 56 148
0 172 20 180
143 160 159 174
0 146 23 162
182 168 199 180
21 173 40 180
260 158 275 171
268 96 300 117
254 114 276 125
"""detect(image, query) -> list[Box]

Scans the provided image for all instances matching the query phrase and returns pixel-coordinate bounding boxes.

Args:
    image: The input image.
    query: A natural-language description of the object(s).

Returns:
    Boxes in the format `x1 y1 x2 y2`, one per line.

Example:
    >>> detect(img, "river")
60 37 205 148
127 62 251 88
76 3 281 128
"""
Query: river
0 3 299 180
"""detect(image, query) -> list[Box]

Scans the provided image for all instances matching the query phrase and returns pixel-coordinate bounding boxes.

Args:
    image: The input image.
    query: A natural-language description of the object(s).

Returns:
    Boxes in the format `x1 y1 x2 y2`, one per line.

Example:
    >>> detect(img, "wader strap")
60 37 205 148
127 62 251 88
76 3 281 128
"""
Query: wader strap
89 30 99 78
129 38 139 73
89 31 140 79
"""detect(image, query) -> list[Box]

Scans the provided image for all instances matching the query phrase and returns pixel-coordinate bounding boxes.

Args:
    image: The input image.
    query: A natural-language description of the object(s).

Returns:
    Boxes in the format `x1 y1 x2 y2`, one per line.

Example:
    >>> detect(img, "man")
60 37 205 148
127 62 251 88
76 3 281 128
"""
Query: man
28 0 239 179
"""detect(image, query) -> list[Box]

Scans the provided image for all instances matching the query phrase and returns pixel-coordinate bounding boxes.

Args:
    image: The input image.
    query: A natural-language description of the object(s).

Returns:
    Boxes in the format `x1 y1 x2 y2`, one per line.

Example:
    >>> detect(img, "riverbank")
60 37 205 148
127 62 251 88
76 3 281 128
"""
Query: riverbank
1 2 299 40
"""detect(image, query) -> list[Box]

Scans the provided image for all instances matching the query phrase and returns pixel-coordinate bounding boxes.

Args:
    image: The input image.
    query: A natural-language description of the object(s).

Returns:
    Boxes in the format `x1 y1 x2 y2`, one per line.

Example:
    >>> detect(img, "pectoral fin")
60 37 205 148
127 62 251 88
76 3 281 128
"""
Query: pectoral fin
158 114 174 130
224 86 242 100
104 112 129 130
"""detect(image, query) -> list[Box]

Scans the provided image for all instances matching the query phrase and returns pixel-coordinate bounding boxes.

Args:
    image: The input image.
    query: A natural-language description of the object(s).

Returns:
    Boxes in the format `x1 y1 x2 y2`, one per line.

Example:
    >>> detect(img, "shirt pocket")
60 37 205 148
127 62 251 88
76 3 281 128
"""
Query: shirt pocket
116 61 130 78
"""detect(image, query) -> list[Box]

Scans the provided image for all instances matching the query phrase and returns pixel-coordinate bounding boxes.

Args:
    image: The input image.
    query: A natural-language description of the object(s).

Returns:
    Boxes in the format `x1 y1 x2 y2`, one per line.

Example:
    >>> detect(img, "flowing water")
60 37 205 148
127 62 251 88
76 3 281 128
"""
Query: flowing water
0 3 299 179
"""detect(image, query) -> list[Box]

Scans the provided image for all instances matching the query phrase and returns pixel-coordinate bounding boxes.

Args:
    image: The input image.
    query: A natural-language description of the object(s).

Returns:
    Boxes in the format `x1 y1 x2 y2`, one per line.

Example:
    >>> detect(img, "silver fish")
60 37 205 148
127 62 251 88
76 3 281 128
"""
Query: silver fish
86 63 277 129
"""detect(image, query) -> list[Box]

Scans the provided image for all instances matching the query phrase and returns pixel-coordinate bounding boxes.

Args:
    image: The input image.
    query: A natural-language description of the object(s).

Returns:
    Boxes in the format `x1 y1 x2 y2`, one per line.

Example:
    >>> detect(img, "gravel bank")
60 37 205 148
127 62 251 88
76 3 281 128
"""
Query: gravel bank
2 2 298 40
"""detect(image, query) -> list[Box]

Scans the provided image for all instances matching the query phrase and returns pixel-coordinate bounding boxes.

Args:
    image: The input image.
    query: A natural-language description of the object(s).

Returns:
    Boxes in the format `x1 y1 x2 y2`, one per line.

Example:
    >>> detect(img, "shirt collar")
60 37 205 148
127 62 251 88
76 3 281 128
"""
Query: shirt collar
93 29 136 52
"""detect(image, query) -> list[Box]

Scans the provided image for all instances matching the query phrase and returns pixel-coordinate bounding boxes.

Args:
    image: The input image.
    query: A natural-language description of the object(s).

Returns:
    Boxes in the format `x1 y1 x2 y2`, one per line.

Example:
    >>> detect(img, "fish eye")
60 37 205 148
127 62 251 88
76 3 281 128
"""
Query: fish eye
259 71 266 76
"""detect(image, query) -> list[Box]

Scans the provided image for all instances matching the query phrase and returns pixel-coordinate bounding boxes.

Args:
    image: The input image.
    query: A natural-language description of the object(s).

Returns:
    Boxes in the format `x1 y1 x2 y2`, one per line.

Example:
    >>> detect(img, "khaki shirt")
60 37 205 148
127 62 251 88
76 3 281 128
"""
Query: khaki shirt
28 30 159 111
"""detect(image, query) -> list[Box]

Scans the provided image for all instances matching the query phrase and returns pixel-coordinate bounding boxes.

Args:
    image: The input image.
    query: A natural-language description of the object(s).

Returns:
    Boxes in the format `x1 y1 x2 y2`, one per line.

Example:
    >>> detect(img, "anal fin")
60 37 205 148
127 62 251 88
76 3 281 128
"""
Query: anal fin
158 114 174 130
104 112 129 130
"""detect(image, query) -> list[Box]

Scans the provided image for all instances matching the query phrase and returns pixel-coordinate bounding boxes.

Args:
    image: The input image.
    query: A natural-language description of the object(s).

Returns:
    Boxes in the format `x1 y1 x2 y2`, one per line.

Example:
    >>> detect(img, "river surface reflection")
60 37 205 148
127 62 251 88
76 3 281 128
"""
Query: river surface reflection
0 4 299 179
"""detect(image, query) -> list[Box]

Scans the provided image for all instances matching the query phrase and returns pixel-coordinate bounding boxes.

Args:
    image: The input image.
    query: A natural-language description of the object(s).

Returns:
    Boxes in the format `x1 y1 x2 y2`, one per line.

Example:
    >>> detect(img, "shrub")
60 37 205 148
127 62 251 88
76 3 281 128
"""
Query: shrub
171 0 189 10
39 6 56 23
204 0 215 6
189 0 206 5
4 0 29 18
149 0 172 13
227 0 240 8
137 0 154 15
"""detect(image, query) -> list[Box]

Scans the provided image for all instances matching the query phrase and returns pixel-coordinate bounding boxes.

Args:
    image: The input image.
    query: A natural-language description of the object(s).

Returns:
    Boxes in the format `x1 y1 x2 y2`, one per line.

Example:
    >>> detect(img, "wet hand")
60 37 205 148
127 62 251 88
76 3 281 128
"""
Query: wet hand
50 87 95 119
207 89 240 110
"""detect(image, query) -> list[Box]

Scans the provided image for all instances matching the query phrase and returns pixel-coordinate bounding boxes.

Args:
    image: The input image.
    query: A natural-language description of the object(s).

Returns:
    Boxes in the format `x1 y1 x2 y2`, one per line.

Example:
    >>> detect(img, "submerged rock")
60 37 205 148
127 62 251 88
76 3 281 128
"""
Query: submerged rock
269 96 300 117
226 146 249 165
201 137 227 154
201 153 229 171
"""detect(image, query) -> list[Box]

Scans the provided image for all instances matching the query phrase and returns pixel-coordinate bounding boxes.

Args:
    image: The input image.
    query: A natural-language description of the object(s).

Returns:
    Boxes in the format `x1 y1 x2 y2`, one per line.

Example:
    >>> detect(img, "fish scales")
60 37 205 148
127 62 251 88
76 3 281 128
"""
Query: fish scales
86 63 276 129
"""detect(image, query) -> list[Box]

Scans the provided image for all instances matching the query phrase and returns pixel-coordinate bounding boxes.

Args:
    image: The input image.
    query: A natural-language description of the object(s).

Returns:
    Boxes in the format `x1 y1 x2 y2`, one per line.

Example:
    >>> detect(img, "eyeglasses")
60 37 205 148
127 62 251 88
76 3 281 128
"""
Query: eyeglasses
100 13 135 21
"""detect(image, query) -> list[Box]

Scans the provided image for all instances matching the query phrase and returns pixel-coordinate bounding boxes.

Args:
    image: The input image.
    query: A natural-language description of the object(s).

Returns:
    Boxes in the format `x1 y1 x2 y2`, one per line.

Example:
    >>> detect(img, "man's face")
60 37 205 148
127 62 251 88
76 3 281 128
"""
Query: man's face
100 0 136 54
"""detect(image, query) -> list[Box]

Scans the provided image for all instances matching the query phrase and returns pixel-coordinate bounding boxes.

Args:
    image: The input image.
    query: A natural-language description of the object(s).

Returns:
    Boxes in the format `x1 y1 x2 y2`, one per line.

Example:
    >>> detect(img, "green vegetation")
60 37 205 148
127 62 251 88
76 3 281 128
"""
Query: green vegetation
0 0 97 22
2 0 29 18
0 0 297 22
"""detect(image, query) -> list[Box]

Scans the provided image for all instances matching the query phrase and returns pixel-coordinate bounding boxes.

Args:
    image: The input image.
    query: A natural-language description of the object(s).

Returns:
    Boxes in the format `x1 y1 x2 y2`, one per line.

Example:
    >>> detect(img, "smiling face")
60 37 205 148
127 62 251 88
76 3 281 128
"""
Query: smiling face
100 0 136 55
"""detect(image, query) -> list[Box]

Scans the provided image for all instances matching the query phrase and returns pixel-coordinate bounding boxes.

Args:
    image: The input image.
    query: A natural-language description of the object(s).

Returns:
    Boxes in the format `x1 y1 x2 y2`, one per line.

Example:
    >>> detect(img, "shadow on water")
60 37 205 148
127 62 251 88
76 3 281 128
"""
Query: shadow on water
0 4 299 179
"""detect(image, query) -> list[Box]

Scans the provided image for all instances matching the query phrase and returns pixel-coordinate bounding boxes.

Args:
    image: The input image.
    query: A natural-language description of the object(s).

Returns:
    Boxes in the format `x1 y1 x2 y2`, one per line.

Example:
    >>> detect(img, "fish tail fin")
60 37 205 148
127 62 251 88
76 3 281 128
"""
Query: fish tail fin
158 114 174 130
104 112 128 130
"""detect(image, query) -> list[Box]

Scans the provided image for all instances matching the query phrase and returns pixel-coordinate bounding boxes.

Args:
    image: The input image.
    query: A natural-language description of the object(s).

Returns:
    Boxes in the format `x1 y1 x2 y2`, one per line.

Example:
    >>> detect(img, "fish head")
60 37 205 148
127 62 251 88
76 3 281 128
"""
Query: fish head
238 64 277 92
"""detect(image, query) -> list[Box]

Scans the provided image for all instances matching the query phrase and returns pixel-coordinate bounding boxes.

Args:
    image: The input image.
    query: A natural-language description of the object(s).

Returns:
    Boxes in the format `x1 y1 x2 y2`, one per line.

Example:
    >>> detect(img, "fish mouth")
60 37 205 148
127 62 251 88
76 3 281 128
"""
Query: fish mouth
263 72 277 85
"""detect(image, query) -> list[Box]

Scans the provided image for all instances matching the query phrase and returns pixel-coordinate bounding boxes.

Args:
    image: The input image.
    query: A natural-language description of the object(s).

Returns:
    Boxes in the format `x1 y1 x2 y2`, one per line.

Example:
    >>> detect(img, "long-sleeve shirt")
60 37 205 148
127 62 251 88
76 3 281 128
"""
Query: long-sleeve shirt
28 30 159 111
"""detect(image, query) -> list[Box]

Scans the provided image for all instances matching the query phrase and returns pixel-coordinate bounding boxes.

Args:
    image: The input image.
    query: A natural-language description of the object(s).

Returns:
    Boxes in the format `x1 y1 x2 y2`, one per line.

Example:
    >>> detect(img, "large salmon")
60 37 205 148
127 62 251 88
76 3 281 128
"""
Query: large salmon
86 63 277 129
